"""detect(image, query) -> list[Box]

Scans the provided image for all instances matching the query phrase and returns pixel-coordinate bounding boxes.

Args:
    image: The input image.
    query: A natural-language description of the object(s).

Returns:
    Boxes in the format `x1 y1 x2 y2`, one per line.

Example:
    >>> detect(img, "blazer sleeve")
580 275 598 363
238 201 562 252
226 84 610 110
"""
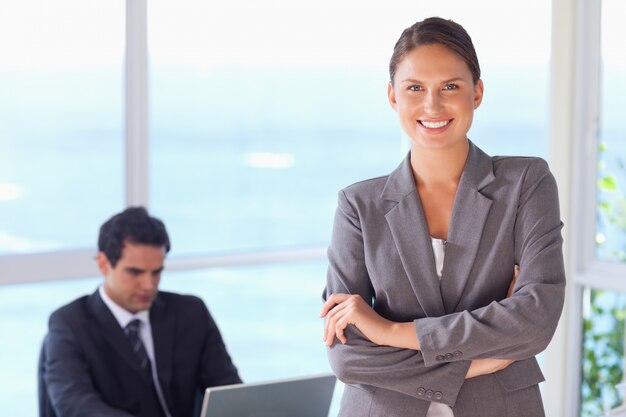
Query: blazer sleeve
324 190 471 408
197 300 242 388
415 159 566 367
44 313 135 417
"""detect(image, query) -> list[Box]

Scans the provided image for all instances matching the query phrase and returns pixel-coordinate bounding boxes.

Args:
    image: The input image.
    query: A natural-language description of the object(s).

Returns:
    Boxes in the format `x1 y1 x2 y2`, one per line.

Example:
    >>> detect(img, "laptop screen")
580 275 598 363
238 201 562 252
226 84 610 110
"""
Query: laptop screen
199 373 337 417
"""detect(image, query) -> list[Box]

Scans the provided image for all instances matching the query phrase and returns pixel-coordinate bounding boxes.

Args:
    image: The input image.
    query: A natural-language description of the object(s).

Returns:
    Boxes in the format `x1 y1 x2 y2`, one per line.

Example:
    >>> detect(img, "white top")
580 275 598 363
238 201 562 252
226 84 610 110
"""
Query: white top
99 286 172 417
426 238 455 417
431 238 446 281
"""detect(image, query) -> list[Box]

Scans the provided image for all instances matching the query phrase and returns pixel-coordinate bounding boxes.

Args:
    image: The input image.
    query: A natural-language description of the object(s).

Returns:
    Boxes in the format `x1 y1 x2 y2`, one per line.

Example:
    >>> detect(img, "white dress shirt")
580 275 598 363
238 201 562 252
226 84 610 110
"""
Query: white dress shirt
99 286 172 417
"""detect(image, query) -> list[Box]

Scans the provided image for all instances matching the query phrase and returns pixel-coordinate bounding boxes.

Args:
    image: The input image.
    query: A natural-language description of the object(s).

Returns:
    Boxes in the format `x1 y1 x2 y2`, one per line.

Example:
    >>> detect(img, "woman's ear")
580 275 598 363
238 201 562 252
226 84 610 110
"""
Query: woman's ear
473 79 484 109
388 82 398 111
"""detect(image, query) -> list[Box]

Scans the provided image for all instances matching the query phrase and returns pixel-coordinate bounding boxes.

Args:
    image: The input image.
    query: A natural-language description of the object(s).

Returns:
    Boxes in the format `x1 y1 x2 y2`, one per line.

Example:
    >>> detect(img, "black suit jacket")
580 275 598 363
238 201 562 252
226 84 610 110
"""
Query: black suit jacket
42 290 241 417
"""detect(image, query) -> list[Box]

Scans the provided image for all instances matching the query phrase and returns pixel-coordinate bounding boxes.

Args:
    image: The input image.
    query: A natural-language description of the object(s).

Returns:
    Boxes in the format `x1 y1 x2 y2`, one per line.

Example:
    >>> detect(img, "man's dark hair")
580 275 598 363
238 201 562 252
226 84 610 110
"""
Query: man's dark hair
98 206 171 267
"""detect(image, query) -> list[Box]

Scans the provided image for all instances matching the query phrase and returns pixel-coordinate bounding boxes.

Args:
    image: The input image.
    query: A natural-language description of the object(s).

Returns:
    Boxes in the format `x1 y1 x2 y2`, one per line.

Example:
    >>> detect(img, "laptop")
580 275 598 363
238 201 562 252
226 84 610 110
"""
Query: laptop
199 373 337 417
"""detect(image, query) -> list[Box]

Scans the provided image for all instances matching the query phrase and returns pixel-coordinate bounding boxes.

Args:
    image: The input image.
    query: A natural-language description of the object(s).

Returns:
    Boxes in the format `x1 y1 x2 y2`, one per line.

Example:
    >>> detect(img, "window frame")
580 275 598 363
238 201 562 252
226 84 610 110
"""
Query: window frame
560 0 626 415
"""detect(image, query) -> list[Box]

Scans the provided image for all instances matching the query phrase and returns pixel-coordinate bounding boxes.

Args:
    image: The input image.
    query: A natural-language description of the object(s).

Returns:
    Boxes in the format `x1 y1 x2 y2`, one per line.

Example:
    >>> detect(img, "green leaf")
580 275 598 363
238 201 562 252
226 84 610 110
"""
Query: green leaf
599 176 618 191
598 201 612 213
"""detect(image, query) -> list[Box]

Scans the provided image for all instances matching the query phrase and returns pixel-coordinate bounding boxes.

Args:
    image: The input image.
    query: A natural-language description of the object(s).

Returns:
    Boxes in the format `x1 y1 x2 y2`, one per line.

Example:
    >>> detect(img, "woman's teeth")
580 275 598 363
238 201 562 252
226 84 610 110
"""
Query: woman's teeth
421 120 449 128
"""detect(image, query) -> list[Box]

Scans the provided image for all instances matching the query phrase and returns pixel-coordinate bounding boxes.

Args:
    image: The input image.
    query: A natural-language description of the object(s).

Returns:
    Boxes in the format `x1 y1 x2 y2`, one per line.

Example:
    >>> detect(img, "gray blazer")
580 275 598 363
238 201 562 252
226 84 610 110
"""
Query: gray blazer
323 141 565 417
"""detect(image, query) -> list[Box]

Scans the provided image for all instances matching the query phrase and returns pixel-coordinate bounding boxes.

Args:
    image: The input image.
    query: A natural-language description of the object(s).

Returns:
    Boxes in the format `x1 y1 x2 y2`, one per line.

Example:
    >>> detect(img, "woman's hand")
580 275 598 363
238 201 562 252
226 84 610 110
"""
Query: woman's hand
465 358 514 379
320 294 421 349
320 294 392 346
508 264 520 297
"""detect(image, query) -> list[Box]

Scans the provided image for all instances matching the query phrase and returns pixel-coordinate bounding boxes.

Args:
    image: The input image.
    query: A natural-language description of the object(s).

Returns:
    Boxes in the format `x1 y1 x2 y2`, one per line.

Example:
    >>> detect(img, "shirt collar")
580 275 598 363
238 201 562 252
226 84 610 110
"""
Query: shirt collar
98 285 150 329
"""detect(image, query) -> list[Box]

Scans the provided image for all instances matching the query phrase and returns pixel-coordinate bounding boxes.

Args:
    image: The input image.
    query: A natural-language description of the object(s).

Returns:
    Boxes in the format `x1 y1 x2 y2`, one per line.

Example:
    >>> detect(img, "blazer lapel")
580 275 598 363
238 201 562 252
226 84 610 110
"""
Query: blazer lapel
440 142 495 313
382 156 446 318
87 291 148 380
150 294 176 400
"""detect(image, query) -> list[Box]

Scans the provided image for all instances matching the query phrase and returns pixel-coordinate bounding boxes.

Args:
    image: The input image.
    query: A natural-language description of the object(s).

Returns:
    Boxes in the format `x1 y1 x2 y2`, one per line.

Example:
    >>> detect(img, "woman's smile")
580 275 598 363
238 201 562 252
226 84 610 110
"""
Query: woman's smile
418 119 453 132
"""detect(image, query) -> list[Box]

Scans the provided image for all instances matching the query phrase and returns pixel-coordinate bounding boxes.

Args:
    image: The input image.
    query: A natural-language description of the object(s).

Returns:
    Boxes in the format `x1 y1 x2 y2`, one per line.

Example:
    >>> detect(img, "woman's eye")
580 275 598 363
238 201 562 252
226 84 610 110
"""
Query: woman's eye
443 83 458 90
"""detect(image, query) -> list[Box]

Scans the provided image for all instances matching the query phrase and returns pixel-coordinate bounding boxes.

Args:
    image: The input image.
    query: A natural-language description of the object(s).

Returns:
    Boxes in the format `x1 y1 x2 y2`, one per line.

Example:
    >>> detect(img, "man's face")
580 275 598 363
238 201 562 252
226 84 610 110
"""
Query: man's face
98 242 165 313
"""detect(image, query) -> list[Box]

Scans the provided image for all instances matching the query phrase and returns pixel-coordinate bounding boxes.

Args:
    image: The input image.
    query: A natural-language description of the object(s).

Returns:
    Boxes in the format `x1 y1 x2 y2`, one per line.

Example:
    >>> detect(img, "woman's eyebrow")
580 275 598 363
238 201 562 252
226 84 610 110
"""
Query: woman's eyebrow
441 77 465 83
399 77 466 84
399 78 422 84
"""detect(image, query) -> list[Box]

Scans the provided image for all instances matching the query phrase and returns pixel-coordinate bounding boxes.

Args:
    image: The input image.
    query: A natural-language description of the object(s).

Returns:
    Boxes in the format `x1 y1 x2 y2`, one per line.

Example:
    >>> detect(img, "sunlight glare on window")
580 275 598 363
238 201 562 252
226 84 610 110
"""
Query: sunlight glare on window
0 1 123 69
602 0 626 70
245 153 295 169
0 183 22 201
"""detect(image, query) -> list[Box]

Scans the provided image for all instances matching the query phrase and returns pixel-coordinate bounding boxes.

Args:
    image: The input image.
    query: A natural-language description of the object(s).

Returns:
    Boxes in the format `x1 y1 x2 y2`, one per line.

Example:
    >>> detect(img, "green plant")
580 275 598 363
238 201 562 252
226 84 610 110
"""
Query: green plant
581 289 626 416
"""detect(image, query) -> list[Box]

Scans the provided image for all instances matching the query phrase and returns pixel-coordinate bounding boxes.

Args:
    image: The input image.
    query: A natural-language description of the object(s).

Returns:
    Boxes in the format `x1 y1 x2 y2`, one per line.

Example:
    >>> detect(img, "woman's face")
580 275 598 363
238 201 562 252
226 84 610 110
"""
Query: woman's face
388 43 483 152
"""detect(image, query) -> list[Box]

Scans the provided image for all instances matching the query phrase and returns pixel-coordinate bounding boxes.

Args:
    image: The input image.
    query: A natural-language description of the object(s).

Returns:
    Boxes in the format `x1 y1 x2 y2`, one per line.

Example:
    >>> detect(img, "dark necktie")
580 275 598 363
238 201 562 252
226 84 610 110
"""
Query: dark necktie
125 319 152 380
124 319 168 417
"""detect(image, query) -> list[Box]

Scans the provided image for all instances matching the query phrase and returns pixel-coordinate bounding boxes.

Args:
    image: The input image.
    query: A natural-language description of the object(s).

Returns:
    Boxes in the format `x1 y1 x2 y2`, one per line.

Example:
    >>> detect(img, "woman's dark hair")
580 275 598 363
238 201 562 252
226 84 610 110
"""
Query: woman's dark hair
98 206 170 267
389 17 481 86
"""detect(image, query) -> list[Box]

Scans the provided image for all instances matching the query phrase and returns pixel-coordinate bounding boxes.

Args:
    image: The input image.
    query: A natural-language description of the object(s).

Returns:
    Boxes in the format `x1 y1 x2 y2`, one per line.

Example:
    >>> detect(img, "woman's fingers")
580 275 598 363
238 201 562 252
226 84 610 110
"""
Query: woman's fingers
320 293 351 318
321 294 364 346
333 315 349 345
466 358 515 379
324 302 350 346
323 302 342 344
507 264 520 298
321 293 349 345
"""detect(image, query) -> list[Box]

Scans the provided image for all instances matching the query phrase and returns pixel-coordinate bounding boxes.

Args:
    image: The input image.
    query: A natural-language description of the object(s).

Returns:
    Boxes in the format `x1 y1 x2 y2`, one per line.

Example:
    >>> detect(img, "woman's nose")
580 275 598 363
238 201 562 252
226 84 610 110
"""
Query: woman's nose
423 90 442 113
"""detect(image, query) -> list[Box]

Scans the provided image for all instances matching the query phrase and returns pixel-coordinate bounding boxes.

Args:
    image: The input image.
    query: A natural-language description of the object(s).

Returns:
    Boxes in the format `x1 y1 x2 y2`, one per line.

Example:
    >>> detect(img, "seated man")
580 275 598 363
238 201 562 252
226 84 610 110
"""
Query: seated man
42 207 241 417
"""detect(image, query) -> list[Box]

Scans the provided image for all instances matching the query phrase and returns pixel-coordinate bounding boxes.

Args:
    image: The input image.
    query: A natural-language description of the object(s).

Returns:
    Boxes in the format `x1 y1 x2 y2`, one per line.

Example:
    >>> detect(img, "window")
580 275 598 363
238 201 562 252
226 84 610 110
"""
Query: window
0 277 101 416
581 288 626 416
573 0 626 415
148 0 550 257
160 262 331 381
0 1 124 255
148 1 401 255
596 0 626 263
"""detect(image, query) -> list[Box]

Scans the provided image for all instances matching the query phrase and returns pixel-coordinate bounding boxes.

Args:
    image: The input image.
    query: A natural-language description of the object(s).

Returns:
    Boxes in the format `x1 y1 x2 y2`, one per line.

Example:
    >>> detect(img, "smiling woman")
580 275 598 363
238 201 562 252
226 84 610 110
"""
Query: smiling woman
321 17 564 417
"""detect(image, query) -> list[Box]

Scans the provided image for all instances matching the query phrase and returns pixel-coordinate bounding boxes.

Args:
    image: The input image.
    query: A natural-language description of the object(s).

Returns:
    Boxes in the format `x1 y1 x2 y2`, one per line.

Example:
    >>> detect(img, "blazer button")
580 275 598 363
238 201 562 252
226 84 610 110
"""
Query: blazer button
445 353 454 360
434 391 443 400
426 390 434 399
417 387 426 396
436 355 445 361
453 351 463 358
